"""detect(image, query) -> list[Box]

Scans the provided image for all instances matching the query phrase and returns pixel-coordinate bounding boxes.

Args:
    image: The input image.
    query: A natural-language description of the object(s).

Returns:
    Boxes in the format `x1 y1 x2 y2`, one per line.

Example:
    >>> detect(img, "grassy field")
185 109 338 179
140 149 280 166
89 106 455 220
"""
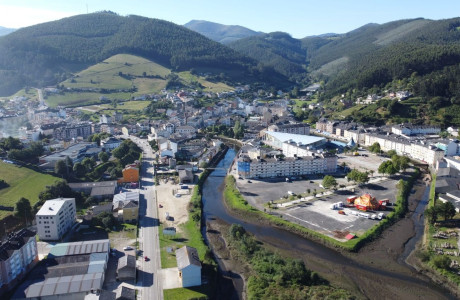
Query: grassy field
163 285 211 300
332 105 364 119
0 88 39 102
0 162 61 218
46 92 131 107
178 71 233 92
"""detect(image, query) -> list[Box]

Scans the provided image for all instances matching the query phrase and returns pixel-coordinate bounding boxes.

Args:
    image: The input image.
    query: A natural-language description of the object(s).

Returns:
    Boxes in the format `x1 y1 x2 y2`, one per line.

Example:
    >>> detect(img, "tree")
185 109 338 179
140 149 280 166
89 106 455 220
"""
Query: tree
14 197 32 225
378 160 397 176
432 255 451 270
233 120 244 139
98 151 109 163
424 206 438 224
438 201 456 220
387 150 397 157
369 142 381 153
346 169 369 185
55 160 68 178
322 175 337 189
73 162 86 177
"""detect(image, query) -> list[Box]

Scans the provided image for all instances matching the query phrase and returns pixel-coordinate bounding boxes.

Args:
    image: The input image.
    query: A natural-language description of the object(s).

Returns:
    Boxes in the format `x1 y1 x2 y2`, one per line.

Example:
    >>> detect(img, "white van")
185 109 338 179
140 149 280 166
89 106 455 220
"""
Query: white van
288 191 295 196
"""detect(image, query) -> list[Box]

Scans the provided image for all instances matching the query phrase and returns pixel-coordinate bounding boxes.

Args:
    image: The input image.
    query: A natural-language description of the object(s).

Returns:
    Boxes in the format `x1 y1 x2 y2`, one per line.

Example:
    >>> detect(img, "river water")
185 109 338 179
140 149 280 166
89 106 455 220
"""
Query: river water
202 149 454 300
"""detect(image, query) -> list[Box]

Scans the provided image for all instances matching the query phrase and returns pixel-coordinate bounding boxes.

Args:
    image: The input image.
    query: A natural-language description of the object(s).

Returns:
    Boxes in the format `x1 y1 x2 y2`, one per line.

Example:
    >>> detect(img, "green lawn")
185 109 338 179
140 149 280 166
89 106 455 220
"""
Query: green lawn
178 71 233 92
0 162 61 218
163 285 211 300
46 92 131 107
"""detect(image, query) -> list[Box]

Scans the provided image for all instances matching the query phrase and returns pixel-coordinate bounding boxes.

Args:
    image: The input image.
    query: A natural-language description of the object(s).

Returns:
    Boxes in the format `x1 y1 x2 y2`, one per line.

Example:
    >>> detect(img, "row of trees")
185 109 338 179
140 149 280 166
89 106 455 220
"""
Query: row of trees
0 137 44 163
425 201 457 224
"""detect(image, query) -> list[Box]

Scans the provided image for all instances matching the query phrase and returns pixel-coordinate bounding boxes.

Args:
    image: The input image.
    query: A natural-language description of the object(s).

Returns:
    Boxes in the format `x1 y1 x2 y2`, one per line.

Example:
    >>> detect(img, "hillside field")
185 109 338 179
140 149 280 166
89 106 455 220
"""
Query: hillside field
0 161 61 218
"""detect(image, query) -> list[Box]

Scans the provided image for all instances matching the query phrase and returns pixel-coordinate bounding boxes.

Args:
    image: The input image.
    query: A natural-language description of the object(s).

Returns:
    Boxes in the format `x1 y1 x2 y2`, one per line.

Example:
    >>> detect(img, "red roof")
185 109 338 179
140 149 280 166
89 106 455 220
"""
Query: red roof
345 233 356 240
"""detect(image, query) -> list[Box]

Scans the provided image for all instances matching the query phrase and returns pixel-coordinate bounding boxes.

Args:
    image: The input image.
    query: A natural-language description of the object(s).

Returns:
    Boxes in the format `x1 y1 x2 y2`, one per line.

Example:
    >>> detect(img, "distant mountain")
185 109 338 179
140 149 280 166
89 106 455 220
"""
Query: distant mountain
184 20 263 44
0 12 288 96
228 32 307 80
0 26 15 36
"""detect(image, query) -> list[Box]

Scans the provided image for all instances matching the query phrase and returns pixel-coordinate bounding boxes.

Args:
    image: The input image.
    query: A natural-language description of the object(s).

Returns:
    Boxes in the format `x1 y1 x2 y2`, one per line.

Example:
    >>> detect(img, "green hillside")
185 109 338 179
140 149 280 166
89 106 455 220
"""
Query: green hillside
45 54 233 107
229 32 307 80
0 161 61 219
0 12 288 96
184 20 263 44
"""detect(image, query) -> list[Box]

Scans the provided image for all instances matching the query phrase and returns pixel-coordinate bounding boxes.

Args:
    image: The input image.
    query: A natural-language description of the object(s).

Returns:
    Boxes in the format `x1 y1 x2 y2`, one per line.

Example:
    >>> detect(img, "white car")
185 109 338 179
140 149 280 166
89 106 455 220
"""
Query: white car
123 246 134 251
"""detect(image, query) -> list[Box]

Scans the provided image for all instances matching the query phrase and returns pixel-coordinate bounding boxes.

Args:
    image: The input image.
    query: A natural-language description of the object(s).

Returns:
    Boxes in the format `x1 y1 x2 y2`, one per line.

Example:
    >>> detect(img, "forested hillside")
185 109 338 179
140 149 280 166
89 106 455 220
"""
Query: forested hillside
0 12 287 96
229 32 307 81
184 20 263 44
0 26 15 36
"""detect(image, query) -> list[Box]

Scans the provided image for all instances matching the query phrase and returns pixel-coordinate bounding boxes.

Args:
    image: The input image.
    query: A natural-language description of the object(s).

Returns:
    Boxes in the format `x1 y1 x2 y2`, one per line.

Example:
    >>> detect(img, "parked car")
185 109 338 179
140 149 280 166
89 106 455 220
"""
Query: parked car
123 246 133 251
175 194 181 198
144 256 149 261
159 204 163 208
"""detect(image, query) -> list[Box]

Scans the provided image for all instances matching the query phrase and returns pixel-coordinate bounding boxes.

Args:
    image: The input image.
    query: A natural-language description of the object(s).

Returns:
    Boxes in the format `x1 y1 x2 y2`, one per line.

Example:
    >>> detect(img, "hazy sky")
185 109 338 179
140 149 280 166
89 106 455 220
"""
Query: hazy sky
0 0 459 38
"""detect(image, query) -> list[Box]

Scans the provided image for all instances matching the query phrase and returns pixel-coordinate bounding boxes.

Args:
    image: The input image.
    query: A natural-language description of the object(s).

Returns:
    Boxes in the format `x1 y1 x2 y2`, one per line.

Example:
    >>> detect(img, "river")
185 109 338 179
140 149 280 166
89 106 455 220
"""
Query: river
202 148 455 300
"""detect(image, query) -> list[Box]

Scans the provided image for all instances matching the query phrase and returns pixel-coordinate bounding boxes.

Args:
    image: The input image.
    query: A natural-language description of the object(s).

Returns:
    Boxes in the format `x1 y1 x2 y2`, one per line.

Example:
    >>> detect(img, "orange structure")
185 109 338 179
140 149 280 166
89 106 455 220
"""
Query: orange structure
354 194 380 211
120 165 139 183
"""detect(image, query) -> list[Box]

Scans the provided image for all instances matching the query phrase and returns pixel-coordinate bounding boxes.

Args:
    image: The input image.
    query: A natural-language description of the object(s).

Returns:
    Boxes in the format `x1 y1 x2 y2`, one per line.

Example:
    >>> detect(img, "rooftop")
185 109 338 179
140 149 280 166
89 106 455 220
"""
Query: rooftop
264 131 325 145
36 198 74 216
176 246 201 270
48 239 110 257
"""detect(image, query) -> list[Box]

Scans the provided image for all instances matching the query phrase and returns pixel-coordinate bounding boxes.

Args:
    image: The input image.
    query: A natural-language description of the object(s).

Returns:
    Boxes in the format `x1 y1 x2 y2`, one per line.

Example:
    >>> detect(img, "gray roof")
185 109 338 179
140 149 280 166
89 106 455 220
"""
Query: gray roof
23 272 104 297
118 255 136 270
176 246 201 270
113 192 140 205
91 186 117 197
0 228 36 261
69 181 117 189
437 167 460 178
116 286 136 300
49 239 110 257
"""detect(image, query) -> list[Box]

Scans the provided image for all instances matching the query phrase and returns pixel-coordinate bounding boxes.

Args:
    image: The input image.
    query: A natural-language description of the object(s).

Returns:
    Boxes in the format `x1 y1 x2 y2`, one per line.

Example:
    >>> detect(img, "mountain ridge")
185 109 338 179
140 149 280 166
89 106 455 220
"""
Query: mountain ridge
184 20 264 44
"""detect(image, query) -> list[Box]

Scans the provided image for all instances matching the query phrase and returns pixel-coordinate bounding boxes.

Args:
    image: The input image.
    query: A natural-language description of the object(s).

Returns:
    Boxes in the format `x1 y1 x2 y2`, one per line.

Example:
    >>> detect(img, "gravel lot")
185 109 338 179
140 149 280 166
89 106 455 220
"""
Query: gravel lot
156 181 193 233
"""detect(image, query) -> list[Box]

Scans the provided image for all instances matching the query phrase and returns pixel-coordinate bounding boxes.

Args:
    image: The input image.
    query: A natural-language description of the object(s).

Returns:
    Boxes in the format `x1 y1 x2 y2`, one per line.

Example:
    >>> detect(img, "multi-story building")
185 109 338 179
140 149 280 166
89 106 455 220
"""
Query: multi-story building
0 229 37 295
262 131 326 153
237 152 337 179
267 123 310 135
53 123 92 141
391 124 441 136
36 198 76 241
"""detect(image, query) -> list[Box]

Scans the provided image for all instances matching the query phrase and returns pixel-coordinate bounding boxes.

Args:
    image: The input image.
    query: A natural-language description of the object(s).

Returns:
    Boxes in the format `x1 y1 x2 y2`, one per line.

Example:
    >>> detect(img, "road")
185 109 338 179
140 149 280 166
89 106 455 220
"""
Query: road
128 136 162 300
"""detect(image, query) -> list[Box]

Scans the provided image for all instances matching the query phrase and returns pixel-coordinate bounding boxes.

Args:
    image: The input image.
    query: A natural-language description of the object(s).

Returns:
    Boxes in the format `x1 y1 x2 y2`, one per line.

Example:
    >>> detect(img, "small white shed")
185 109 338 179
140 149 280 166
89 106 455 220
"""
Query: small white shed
176 245 202 287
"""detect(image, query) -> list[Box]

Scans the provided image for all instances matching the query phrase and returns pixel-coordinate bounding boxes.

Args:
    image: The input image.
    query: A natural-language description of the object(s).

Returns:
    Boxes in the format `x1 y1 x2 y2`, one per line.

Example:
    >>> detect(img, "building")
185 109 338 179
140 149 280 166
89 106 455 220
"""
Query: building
267 123 310 135
117 255 136 282
53 123 92 141
36 198 76 241
101 137 122 150
38 142 99 170
13 240 109 300
68 181 117 200
113 192 139 223
176 246 201 288
121 165 139 183
391 124 441 136
237 152 337 179
262 131 326 153
0 229 38 295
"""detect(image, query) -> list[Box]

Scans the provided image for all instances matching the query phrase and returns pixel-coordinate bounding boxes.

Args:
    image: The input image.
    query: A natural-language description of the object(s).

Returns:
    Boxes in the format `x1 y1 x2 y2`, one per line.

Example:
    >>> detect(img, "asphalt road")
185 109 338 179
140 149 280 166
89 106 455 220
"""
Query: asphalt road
128 136 162 300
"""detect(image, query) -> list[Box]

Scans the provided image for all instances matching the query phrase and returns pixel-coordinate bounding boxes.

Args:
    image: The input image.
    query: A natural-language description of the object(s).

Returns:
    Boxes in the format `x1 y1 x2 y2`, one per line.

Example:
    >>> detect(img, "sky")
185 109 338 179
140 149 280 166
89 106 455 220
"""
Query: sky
0 0 459 38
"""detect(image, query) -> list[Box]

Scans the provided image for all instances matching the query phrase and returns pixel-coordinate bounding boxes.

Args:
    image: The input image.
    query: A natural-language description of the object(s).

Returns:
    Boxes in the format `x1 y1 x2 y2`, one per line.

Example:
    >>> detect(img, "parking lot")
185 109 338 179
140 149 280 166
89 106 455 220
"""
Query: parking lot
235 152 404 240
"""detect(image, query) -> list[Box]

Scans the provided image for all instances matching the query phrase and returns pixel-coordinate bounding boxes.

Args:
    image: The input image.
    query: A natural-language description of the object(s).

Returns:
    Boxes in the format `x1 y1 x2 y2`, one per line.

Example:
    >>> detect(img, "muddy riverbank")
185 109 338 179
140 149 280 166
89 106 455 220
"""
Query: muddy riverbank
202 149 455 299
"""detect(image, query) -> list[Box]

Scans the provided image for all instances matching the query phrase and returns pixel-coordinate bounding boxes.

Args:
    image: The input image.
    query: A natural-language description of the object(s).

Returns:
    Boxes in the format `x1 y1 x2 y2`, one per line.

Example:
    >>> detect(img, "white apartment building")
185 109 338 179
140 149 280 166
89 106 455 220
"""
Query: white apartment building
237 153 337 179
36 198 76 241
391 124 440 136
267 123 310 135
363 132 445 165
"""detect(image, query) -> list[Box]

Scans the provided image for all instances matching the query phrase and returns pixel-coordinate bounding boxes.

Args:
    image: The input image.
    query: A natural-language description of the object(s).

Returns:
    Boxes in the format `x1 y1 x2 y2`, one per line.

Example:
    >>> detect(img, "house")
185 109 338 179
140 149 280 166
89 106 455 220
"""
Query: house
176 246 201 287
116 286 136 300
113 192 139 223
178 169 194 184
120 166 139 183
117 255 136 282
36 198 76 241
0 229 38 295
